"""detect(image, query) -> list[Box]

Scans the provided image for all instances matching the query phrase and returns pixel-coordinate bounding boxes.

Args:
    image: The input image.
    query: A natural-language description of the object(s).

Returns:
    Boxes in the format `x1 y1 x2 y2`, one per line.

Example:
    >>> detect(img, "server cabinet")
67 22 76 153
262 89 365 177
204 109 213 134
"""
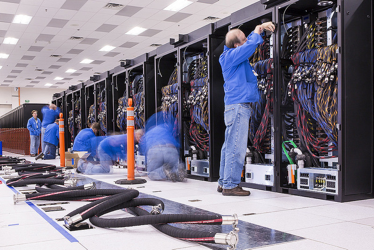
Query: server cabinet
111 66 128 133
84 80 96 129
69 83 85 145
178 24 226 181
64 89 74 149
94 72 112 135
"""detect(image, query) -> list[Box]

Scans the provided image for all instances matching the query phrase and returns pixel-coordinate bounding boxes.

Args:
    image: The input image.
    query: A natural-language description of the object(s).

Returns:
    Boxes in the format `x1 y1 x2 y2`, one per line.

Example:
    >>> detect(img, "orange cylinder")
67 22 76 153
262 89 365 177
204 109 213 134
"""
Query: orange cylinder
127 98 135 180
59 113 65 168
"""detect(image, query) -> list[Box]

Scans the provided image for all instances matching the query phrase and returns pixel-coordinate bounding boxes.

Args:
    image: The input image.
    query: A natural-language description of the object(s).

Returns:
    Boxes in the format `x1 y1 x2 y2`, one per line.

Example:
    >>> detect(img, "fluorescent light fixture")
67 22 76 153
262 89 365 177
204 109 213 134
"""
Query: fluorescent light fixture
3 37 19 45
164 0 192 11
13 15 32 24
126 27 146 36
80 59 94 64
54 77 63 80
0 66 2 69
66 69 76 73
45 83 53 86
99 45 115 52
0 53 9 59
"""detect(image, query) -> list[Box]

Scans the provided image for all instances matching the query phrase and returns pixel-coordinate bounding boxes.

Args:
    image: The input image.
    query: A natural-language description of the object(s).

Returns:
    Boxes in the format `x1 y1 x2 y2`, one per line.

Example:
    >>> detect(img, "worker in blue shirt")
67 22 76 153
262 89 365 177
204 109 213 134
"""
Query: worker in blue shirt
72 122 100 153
41 104 60 153
218 22 275 196
27 110 41 157
140 111 185 182
77 130 143 175
36 119 59 160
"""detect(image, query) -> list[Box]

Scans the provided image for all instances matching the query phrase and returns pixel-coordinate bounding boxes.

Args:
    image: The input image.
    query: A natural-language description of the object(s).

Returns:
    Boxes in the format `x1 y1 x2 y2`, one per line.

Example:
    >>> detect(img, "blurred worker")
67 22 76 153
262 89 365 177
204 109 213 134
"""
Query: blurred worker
73 122 100 153
35 119 59 160
218 22 275 196
77 130 143 175
141 111 186 182
41 104 60 153
27 110 41 157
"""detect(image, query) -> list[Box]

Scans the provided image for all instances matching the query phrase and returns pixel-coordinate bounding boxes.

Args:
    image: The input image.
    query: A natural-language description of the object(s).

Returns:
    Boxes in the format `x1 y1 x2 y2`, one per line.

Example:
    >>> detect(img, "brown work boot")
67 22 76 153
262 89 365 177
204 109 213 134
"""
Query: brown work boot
222 186 250 196
217 185 223 193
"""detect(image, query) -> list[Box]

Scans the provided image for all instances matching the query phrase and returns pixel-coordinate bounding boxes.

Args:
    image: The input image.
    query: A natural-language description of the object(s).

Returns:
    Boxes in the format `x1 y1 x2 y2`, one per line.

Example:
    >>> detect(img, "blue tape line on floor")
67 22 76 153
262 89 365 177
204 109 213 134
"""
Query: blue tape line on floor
0 177 78 243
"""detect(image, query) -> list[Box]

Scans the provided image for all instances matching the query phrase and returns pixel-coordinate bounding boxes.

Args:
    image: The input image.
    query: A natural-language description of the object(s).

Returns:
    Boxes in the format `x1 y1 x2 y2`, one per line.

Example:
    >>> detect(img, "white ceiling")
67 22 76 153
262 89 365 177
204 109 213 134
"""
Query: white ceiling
0 0 259 89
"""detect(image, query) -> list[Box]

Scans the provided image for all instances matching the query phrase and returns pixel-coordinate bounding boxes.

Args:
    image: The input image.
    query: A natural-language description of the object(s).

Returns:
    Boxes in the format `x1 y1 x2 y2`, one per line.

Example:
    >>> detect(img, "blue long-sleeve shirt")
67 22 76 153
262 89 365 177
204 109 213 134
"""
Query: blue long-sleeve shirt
219 32 263 105
72 128 96 152
27 117 41 136
99 134 128 161
41 106 60 128
43 123 59 146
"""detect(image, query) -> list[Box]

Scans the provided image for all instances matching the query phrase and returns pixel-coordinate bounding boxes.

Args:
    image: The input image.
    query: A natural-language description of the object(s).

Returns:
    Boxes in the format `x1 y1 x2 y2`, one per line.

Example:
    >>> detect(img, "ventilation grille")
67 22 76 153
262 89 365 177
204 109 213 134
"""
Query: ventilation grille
35 69 43 71
69 36 84 40
50 55 62 58
203 16 220 21
104 3 124 9
25 78 33 80
150 44 162 47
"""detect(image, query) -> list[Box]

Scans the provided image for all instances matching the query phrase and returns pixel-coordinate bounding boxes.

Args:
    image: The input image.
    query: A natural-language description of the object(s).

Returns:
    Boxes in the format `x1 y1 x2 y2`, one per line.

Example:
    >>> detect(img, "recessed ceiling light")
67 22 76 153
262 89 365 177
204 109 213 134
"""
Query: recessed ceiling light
0 66 2 70
80 59 94 64
66 69 77 73
45 83 53 86
54 77 63 80
0 53 9 59
13 15 32 24
164 0 192 12
99 45 115 52
126 27 147 36
3 37 19 45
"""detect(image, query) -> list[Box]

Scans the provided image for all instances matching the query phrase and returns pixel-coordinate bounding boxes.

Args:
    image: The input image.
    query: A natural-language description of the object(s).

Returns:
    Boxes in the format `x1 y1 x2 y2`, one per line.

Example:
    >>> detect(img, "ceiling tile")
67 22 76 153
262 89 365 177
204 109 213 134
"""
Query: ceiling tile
30 81 40 83
42 71 53 75
80 38 98 45
28 46 44 52
25 85 34 87
0 84 10 86
49 86 58 88
70 73 81 76
36 34 55 42
49 65 61 69
0 30 6 37
57 58 72 63
119 41 138 48
140 29 162 37
11 69 21 73
47 18 69 28
15 63 28 67
197 0 219 3
21 55 35 60
91 60 104 65
64 77 73 80
3 80 12 83
95 24 117 33
55 82 65 84
164 13 192 22
7 75 17 78
67 49 83 54
35 76 46 79
61 0 88 11
0 0 20 3
0 13 14 23
80 67 92 71
104 52 120 57
115 5 142 17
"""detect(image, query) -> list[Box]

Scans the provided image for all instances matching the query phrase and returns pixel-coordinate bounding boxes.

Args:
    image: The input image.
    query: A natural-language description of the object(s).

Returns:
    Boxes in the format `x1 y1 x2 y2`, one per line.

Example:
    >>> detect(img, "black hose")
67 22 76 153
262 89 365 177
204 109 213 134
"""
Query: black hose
128 207 216 243
35 185 86 193
7 178 65 187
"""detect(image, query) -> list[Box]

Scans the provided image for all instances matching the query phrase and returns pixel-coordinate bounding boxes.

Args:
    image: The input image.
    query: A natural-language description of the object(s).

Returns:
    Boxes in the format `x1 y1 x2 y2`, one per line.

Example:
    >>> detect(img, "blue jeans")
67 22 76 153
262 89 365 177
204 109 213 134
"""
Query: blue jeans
30 135 40 155
41 127 46 153
147 145 179 181
218 103 252 189
78 146 112 174
43 142 56 160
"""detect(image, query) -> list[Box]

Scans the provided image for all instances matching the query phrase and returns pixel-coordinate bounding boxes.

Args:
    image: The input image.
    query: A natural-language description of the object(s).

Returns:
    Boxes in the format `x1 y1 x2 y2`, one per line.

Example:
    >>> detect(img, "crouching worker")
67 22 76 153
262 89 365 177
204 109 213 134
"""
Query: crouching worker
35 119 59 160
73 122 100 153
141 111 186 182
77 130 143 175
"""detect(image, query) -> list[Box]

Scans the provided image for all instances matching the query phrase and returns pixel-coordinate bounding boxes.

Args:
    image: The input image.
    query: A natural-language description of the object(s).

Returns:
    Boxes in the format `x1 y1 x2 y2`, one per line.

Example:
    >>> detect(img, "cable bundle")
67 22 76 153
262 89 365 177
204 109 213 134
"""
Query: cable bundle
161 67 179 134
87 104 95 127
116 91 127 132
74 95 82 133
97 89 107 135
68 110 74 144
132 75 145 129
250 32 271 64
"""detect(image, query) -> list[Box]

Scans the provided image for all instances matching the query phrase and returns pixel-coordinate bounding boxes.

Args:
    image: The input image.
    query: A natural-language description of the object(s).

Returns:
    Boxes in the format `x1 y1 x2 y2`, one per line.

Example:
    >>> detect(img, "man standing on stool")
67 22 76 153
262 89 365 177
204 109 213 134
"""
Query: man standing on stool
41 104 60 153
36 119 59 160
218 22 275 196
27 110 41 157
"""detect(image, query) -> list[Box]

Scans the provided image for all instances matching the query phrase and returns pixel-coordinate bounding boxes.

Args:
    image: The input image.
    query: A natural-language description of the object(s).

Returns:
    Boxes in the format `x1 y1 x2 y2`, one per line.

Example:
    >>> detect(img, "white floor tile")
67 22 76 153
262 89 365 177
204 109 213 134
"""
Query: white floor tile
347 199 374 209
240 209 342 232
351 217 374 227
0 239 85 250
299 203 374 221
290 222 374 250
255 195 334 209
249 239 346 250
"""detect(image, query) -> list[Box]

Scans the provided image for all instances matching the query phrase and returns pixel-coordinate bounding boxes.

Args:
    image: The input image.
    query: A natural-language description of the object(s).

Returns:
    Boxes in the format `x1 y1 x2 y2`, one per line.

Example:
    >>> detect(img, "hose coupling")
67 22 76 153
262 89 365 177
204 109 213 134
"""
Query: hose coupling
13 193 26 204
214 227 239 250
221 214 239 228
84 182 96 190
2 174 18 179
150 204 163 215
64 214 82 227
1 166 12 171
64 179 77 187
0 169 16 175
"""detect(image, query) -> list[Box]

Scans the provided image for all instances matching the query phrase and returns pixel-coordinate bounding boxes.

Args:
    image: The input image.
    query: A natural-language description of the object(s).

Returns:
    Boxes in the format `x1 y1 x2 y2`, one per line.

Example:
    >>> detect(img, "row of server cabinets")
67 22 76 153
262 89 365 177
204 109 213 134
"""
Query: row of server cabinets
52 0 373 202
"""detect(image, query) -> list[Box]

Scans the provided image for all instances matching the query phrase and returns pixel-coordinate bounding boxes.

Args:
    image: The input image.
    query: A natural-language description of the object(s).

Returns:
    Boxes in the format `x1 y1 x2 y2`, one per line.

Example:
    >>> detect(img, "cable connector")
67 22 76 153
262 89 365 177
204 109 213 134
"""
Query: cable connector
64 214 82 227
150 204 163 215
214 227 239 250
84 182 96 190
64 179 77 187
221 214 239 228
1 166 12 171
13 193 26 204
2 174 18 179
0 169 16 175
